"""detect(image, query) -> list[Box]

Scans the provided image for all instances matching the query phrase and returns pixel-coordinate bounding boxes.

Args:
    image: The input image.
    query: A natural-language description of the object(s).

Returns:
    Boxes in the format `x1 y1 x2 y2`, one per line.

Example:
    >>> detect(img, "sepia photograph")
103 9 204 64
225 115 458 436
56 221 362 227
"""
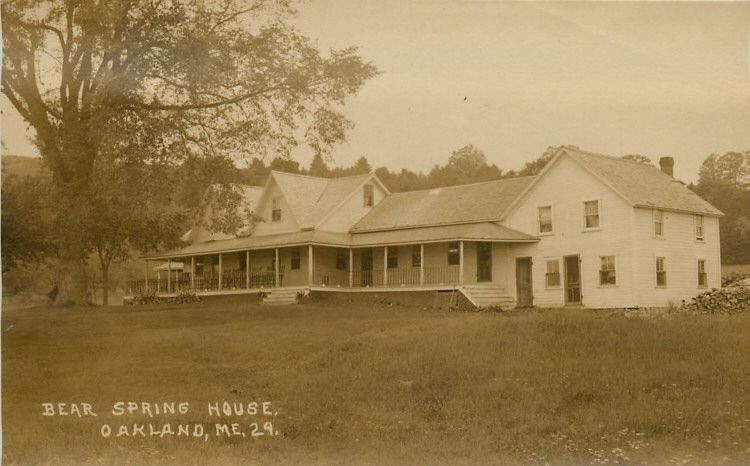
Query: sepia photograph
1 0 749 464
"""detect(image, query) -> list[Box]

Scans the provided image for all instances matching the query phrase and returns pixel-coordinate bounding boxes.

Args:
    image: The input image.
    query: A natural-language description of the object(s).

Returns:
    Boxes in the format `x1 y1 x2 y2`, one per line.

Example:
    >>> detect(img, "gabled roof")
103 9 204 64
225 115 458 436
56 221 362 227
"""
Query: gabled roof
351 176 535 232
268 171 384 229
180 183 264 242
507 148 722 217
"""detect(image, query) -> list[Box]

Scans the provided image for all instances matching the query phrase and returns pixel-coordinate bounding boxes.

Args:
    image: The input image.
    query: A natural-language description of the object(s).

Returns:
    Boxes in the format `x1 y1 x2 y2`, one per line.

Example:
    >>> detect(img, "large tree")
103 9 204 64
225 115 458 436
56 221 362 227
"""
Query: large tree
692 151 750 265
2 0 377 302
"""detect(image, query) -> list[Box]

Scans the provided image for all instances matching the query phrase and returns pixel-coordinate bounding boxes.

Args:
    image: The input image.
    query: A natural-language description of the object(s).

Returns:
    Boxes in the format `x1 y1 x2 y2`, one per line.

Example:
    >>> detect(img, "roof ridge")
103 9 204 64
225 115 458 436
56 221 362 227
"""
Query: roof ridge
568 148 664 169
270 170 370 182
270 170 331 181
384 175 536 196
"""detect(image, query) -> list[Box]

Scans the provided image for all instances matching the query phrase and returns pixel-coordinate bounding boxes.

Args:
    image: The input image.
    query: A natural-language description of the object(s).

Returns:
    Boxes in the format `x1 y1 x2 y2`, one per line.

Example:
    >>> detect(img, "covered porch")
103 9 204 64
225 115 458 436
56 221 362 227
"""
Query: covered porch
125 223 538 298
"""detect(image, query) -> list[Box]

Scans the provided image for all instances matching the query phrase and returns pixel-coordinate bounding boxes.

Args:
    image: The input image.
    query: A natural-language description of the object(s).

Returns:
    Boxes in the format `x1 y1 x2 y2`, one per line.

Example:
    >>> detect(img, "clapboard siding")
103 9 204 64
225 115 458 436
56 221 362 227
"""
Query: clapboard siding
633 208 721 307
504 155 637 308
319 181 388 232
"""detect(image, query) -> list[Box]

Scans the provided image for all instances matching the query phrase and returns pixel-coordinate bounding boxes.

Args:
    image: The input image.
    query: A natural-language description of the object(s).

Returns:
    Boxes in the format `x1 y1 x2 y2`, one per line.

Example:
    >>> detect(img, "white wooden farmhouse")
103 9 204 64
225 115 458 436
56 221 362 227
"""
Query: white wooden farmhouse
130 148 722 308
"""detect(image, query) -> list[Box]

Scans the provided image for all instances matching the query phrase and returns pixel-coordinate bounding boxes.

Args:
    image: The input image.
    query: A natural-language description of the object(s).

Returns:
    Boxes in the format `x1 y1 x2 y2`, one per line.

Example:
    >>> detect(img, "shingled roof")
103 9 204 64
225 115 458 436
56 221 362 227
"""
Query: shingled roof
564 149 723 216
271 172 374 229
351 176 535 232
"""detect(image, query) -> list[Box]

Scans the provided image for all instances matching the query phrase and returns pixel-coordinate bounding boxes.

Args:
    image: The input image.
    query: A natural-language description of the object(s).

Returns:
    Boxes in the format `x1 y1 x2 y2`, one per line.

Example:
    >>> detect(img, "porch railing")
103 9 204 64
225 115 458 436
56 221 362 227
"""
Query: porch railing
126 267 285 295
126 264 460 294
349 265 460 288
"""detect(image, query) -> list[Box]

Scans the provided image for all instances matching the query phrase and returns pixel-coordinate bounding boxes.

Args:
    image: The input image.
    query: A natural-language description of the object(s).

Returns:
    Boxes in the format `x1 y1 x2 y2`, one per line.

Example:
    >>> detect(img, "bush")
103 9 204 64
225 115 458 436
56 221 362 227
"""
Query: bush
126 291 201 306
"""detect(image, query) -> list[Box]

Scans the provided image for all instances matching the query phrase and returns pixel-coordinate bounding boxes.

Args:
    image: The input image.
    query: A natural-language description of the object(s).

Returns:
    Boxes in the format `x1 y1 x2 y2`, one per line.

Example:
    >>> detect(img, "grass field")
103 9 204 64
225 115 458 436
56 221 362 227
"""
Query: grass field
3 300 750 465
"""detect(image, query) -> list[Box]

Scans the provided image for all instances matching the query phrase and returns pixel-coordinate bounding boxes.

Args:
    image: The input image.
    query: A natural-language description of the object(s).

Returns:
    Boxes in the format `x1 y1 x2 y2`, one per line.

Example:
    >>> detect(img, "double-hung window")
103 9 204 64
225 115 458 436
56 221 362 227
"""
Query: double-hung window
538 206 553 234
599 256 616 285
654 210 664 237
271 198 281 222
545 259 561 287
656 257 666 287
697 260 707 287
695 215 704 241
584 200 600 229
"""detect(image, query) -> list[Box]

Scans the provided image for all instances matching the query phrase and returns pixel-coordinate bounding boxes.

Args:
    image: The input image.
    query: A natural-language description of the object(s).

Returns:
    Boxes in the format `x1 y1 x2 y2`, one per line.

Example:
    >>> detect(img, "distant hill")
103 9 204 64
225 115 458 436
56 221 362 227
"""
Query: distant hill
1 155 45 179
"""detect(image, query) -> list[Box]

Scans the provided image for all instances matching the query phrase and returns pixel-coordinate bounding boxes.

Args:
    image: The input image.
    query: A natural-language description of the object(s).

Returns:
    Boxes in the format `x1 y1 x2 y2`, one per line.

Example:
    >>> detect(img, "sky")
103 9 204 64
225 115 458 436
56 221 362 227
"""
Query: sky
2 1 749 181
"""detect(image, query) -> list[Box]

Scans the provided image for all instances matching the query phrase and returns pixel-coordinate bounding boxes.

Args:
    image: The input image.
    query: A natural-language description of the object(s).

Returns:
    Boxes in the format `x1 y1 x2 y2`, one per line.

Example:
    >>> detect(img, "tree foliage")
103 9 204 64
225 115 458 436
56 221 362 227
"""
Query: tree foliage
0 174 54 272
692 151 750 265
2 0 377 302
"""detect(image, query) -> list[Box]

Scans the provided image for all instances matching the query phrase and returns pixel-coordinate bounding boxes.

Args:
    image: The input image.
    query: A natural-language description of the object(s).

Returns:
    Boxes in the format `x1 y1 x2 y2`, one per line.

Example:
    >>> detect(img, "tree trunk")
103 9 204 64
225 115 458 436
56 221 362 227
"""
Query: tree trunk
101 264 110 306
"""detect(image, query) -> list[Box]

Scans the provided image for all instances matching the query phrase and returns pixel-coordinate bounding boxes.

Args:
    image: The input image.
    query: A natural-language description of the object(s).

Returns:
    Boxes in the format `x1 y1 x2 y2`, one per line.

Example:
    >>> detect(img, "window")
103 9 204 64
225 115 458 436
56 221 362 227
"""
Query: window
599 256 616 285
698 260 707 287
447 241 460 265
363 184 374 207
654 210 664 236
412 245 421 267
656 257 666 287
695 215 704 240
291 248 300 270
271 198 281 222
584 200 600 229
545 259 561 287
538 206 553 233
387 247 398 269
336 249 347 270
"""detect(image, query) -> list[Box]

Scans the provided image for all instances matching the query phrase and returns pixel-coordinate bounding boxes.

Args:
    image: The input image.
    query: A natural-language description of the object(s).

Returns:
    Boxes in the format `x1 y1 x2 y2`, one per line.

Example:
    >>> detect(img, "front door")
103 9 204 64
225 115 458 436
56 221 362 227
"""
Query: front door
515 257 533 307
564 255 582 305
361 248 373 286
477 242 492 282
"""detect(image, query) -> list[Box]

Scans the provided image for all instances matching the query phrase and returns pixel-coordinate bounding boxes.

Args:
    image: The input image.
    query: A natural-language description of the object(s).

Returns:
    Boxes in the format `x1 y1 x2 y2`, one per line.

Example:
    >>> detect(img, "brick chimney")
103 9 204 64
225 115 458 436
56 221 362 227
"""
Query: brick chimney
659 157 674 178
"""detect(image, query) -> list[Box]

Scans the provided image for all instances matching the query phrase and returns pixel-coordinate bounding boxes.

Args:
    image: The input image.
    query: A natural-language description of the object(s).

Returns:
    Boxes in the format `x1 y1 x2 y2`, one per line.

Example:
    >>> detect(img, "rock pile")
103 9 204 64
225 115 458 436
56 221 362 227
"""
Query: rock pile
679 280 750 314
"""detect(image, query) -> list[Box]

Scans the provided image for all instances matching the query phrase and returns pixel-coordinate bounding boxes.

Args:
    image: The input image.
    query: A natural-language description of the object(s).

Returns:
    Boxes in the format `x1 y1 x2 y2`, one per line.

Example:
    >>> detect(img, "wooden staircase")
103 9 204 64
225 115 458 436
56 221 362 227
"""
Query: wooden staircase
261 288 303 305
459 284 515 309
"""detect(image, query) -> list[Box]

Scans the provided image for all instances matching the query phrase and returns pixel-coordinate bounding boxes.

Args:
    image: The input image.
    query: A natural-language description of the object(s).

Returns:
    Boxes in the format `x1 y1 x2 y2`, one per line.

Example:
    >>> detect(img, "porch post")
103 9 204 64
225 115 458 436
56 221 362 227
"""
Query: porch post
191 257 195 291
274 248 280 287
218 253 223 291
383 246 388 286
246 251 250 289
420 244 425 285
348 248 354 288
144 260 149 293
308 245 314 286
167 258 172 292
459 241 465 285
157 269 161 292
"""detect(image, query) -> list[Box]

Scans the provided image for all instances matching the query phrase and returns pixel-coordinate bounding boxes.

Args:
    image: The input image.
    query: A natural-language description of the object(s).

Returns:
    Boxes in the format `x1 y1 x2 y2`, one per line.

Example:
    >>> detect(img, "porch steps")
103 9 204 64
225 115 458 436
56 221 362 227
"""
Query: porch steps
460 284 515 309
261 288 304 305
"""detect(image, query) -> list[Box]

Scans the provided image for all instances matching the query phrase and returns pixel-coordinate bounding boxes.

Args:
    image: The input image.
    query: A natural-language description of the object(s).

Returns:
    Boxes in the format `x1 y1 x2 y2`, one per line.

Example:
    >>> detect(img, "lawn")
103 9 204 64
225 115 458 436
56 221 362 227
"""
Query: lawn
3 300 750 465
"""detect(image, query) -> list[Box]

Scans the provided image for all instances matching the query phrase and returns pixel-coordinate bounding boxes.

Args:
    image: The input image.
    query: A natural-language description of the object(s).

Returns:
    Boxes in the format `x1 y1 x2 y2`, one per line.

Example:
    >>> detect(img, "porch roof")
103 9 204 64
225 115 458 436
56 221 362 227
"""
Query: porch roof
143 222 538 260
142 230 352 260
349 222 538 246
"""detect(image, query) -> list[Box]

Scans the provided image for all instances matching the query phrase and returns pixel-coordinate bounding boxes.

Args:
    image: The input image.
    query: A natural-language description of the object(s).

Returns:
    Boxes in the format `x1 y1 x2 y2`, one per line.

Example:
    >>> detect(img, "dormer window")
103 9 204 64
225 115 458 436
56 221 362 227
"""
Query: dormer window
538 206 552 234
271 198 281 222
694 215 704 241
363 184 374 207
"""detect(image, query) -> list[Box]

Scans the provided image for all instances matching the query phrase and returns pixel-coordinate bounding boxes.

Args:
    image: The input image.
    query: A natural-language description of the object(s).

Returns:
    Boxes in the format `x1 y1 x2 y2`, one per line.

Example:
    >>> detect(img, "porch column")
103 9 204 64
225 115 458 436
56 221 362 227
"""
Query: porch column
157 269 161 292
420 244 425 285
246 251 250 289
191 257 196 291
144 260 149 293
167 258 172 292
218 253 223 291
274 248 280 287
383 246 388 286
459 241 465 285
308 245 314 285
348 249 354 288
